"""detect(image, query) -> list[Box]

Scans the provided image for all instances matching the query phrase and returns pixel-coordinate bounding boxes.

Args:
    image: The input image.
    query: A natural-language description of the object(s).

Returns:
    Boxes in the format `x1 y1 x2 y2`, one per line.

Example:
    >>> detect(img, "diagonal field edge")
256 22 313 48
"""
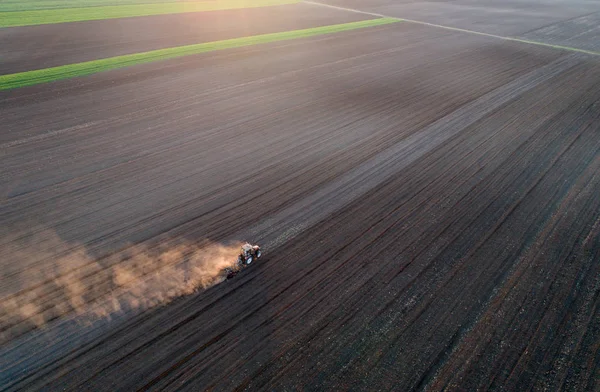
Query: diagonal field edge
398 18 600 57
0 0 299 28
303 1 600 57
0 18 400 91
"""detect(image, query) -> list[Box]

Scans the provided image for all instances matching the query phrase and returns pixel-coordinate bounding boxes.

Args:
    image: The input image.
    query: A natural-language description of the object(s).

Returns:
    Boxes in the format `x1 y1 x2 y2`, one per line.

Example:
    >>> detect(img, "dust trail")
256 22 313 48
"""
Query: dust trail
0 230 242 344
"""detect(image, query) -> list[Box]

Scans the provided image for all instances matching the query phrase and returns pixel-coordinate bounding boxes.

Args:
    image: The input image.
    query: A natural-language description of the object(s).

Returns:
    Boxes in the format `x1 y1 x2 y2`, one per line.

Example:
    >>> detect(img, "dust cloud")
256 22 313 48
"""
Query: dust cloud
0 230 242 344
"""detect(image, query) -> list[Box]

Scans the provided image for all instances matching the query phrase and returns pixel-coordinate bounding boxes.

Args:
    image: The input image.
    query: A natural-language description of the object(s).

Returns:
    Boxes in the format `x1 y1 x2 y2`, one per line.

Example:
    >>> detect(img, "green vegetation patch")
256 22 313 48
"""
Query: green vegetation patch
0 0 299 27
0 0 183 12
0 18 400 91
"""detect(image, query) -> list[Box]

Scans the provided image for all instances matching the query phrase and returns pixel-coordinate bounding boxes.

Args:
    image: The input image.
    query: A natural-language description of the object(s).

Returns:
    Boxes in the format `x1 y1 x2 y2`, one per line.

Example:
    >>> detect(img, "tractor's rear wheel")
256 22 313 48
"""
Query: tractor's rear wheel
246 256 253 265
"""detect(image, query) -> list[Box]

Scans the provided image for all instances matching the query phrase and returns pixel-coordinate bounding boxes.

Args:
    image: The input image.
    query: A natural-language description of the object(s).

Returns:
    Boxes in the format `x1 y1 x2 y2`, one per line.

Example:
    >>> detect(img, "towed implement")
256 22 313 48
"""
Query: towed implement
224 242 262 279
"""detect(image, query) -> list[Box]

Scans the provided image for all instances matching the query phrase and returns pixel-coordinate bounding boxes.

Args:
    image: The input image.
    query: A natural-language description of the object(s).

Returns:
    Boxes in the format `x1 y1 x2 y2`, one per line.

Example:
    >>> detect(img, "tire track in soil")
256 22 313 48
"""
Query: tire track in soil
227 59 600 392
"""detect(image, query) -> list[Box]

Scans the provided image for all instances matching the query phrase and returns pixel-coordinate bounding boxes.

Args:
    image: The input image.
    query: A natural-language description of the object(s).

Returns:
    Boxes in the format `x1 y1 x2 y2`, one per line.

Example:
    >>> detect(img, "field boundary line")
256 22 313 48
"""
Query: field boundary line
0 18 400 91
303 0 600 57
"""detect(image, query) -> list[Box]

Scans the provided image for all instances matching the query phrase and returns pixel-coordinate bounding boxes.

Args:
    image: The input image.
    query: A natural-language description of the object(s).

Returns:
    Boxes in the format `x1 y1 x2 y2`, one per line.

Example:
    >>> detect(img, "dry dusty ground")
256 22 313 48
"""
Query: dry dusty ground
1 0 599 391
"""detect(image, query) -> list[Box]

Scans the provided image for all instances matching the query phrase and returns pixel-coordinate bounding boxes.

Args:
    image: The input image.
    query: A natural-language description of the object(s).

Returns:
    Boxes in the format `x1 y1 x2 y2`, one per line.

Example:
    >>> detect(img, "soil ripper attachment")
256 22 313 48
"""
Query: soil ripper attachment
224 242 262 279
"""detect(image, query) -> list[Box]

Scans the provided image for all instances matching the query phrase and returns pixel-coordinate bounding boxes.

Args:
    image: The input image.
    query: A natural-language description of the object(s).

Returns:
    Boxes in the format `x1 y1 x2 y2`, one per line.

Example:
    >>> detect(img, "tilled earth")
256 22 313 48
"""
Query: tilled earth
1 1 599 391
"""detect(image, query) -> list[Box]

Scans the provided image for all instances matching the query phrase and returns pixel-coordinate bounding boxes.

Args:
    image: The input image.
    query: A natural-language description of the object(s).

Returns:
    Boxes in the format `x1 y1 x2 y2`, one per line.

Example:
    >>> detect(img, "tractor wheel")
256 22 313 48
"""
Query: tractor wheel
246 256 253 265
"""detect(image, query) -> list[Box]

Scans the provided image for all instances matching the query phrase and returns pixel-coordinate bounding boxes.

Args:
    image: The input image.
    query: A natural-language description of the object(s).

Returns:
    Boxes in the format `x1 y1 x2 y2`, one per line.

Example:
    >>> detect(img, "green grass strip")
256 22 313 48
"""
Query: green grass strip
0 0 299 27
0 18 400 91
0 1 184 12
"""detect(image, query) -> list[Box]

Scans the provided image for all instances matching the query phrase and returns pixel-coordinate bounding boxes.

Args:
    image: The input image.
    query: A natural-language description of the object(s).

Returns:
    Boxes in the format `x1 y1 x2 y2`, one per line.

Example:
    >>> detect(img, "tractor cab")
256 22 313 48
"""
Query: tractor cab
238 242 262 266
225 242 262 279
241 243 253 257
